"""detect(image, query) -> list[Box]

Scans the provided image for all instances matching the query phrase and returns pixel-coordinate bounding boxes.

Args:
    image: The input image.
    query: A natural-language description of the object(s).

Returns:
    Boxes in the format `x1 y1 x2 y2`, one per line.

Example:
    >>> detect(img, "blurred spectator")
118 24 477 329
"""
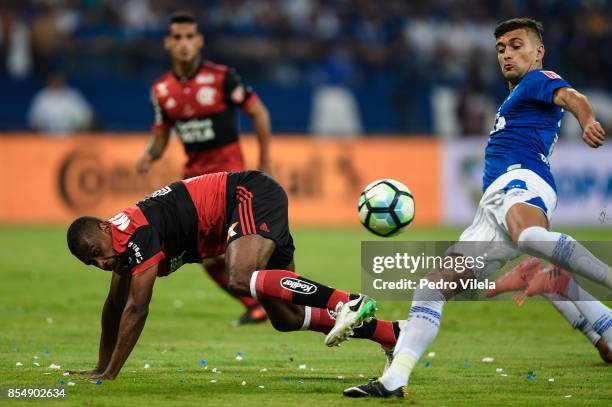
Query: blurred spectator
27 72 93 135
456 60 496 136
0 0 609 133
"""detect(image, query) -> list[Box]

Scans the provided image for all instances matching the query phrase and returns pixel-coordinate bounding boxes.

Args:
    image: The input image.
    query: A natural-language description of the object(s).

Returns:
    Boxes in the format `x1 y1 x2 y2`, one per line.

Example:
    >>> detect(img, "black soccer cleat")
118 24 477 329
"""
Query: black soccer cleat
343 379 407 398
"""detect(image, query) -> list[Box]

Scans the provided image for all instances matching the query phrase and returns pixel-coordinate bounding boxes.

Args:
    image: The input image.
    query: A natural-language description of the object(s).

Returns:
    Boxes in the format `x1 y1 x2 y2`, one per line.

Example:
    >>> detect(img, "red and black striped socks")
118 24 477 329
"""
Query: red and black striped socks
249 269 358 310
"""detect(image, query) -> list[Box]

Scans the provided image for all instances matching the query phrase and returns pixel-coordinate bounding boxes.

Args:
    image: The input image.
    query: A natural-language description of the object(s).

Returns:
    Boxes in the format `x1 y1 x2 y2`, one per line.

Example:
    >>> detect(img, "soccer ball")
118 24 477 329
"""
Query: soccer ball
358 179 415 237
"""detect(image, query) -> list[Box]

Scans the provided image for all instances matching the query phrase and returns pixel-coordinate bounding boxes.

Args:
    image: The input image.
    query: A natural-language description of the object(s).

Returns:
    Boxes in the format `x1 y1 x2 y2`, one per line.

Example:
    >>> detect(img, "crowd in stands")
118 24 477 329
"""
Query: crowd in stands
0 0 609 133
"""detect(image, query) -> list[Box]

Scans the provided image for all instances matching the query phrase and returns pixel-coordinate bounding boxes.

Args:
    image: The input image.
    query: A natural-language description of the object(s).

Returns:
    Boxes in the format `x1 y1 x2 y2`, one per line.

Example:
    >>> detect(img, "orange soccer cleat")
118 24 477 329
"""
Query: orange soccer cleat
236 304 268 325
484 257 542 298
513 265 572 306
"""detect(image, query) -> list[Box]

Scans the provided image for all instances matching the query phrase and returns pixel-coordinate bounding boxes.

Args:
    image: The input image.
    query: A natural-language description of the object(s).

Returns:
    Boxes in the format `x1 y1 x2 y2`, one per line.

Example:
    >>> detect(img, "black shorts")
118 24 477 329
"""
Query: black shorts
225 171 294 269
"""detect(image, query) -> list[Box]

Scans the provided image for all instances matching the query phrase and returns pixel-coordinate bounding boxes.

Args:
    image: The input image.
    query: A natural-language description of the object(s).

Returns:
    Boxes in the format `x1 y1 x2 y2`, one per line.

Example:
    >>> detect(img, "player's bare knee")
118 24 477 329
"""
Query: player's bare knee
226 271 252 296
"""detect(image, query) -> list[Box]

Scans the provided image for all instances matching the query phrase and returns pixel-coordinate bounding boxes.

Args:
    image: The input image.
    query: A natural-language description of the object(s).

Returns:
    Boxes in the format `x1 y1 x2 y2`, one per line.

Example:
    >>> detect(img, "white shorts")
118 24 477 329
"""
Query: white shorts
451 169 557 279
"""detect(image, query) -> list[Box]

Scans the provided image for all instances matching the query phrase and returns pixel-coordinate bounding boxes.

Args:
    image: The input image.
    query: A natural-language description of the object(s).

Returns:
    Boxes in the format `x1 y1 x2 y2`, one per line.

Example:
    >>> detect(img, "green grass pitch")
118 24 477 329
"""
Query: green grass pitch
1 226 611 406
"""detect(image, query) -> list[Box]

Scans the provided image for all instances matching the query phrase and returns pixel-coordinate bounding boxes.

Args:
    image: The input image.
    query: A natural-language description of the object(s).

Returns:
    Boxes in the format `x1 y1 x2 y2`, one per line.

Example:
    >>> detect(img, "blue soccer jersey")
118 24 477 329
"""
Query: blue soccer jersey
483 69 570 192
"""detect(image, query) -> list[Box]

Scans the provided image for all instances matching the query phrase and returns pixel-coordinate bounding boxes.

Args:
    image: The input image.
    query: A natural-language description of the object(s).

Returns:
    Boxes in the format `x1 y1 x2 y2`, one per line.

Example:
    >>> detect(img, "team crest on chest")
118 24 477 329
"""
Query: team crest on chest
197 86 217 106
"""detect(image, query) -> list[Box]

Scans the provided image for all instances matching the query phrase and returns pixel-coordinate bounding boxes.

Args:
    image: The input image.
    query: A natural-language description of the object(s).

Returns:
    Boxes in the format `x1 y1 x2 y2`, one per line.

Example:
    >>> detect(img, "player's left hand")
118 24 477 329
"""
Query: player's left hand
582 121 605 148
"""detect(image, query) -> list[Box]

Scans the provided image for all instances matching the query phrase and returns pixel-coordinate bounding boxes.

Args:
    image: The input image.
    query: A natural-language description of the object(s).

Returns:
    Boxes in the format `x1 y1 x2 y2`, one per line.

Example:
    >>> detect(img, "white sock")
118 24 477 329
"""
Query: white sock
517 226 612 289
544 293 601 345
561 279 612 344
300 306 312 330
380 287 445 390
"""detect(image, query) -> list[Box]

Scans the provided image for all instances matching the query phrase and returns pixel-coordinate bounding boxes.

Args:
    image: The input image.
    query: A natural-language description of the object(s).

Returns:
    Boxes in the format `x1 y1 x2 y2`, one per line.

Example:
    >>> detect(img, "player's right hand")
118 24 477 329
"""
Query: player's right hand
582 121 605 148
136 153 153 174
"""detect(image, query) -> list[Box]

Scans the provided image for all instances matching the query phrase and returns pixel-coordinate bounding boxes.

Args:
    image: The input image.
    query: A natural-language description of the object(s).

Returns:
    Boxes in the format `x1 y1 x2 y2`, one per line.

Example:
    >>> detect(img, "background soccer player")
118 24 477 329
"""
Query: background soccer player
344 17 610 398
135 12 272 324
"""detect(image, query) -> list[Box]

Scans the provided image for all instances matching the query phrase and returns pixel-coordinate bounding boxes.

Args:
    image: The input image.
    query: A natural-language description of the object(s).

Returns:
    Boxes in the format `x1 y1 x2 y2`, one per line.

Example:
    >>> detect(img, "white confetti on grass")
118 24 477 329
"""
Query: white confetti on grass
62 372 70 376
210 380 217 383
337 376 344 380
33 362 40 367
260 368 268 372
144 363 150 369
427 352 436 357
496 368 503 373
358 374 364 378
241 381 247 386
258 385 265 389
548 378 555 382
67 382 75 386
48 364 61 370
46 317 54 324
16 362 23 367
500 374 508 377
481 357 494 363
564 395 572 398
235 355 243 361
33 356 39 360
298 364 307 369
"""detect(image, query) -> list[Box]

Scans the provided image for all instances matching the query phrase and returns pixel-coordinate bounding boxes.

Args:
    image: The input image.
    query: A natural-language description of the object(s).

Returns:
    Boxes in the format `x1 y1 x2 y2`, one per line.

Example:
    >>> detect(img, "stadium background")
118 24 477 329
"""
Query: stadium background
1 1 611 406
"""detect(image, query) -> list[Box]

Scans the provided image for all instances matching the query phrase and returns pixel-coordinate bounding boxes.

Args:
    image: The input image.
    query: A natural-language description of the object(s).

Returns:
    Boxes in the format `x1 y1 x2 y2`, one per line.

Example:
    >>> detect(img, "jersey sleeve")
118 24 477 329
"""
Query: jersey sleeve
526 70 570 104
222 68 258 111
118 226 165 276
150 87 172 132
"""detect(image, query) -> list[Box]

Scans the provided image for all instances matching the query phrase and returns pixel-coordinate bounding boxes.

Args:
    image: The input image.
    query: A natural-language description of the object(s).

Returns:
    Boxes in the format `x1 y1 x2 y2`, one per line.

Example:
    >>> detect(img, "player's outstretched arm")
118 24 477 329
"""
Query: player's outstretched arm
244 98 272 174
97 265 157 380
553 87 606 148
136 128 171 174
65 271 131 376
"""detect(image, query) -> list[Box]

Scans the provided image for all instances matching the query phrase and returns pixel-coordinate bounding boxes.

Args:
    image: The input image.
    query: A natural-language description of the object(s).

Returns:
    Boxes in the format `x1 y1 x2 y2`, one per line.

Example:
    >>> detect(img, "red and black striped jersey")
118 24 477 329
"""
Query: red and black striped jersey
150 60 257 155
109 172 229 277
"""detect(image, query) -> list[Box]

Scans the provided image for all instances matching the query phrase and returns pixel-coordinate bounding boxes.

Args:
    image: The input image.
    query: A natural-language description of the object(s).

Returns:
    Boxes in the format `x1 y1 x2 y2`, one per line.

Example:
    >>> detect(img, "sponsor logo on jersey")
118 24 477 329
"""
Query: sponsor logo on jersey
109 212 131 231
169 250 187 274
144 186 172 200
227 222 239 241
175 118 215 143
540 70 562 80
280 277 317 294
259 222 269 233
196 74 215 84
127 241 143 264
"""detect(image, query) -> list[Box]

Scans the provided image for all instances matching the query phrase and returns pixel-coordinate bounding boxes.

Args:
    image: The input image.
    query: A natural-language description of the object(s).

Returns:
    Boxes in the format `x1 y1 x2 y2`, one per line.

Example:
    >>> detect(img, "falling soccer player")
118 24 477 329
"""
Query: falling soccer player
64 171 401 380
342 18 610 398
